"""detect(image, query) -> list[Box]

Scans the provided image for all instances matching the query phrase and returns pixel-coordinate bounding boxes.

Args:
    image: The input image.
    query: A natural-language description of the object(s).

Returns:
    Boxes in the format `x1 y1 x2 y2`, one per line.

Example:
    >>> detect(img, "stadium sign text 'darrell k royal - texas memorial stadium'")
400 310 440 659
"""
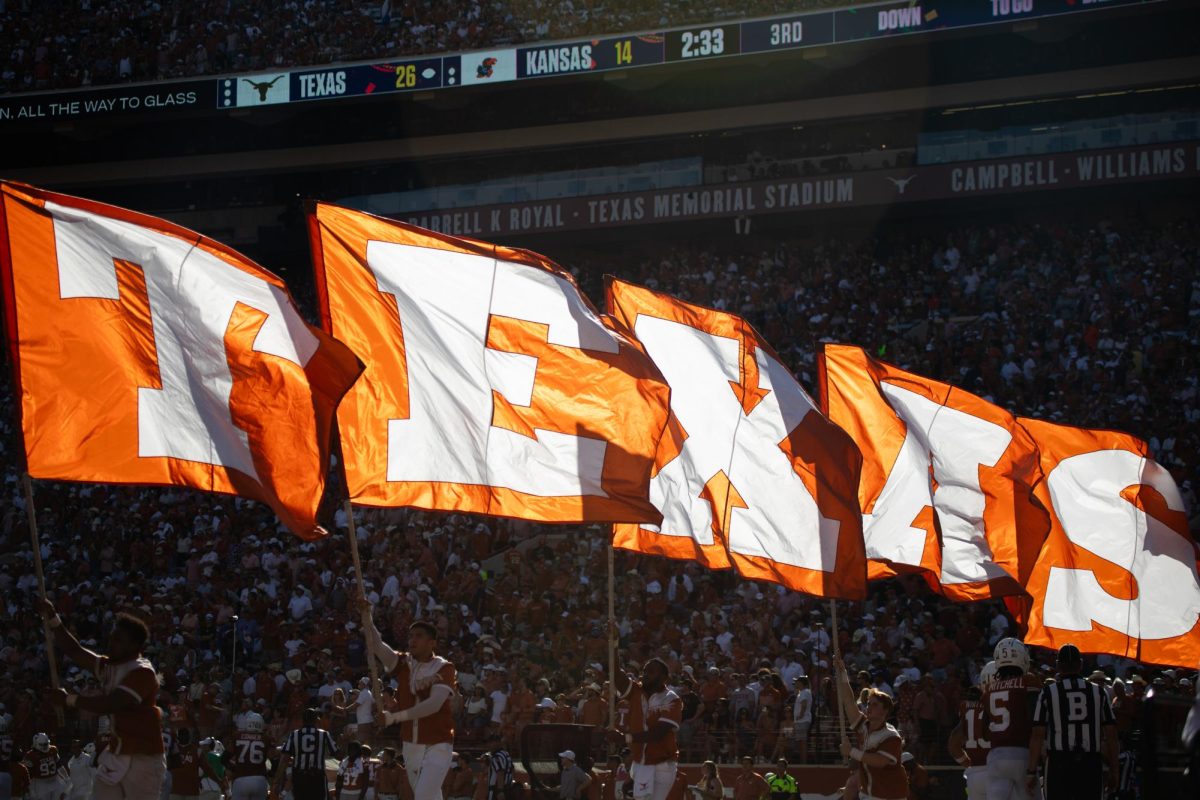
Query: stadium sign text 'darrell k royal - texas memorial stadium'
398 142 1199 237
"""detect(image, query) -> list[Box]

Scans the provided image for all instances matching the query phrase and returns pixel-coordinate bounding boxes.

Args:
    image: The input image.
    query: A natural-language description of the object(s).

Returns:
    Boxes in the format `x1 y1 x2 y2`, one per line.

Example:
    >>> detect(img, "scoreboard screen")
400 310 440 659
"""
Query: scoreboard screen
0 0 1162 124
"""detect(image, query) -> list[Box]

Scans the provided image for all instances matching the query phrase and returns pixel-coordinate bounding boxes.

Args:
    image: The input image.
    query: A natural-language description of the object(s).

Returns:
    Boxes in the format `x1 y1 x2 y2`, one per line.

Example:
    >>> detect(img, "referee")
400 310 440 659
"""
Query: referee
276 707 339 800
485 732 515 800
1027 644 1119 799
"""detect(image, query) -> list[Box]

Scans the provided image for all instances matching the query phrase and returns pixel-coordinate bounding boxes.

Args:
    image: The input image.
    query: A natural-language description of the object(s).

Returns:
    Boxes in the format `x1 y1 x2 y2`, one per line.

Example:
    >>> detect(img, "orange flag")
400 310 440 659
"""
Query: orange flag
607 279 865 598
1016 419 1200 667
307 203 671 523
0 182 362 539
819 344 1047 601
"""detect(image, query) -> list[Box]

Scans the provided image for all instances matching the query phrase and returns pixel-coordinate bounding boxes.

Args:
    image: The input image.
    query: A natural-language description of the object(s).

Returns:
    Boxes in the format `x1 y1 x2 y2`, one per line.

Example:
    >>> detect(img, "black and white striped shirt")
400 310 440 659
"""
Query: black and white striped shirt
488 748 514 794
1032 676 1115 753
281 726 337 772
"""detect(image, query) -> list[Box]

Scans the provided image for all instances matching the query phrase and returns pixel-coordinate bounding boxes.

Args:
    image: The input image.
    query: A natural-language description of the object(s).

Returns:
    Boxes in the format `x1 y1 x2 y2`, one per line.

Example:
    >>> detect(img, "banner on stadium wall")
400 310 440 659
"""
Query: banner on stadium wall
399 142 1200 237
0 79 215 122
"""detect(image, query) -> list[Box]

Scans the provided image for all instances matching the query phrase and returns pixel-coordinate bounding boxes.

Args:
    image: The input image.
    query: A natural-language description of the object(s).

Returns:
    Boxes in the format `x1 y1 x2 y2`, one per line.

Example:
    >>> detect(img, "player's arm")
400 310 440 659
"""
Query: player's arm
629 719 676 744
274 751 292 794
847 736 900 769
35 598 101 670
947 719 969 767
354 593 401 673
57 674 147 715
1099 687 1119 790
831 655 865 728
1026 686 1048 785
610 656 632 699
326 730 341 761
381 682 453 726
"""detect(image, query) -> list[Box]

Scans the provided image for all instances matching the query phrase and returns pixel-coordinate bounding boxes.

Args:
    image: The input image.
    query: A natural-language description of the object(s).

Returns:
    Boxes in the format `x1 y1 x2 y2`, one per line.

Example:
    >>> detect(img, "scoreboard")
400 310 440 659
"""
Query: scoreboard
0 0 1162 124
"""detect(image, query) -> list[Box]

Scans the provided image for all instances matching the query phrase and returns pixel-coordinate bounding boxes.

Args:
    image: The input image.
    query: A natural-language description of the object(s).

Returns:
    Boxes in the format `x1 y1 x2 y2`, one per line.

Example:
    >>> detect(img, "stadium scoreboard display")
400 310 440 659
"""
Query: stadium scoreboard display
0 0 1161 124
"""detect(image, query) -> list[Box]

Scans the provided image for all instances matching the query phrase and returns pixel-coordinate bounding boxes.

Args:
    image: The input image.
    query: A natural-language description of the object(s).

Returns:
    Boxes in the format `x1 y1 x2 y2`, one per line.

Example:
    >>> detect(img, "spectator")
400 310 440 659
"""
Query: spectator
688 760 723 800
554 750 591 800
732 755 768 800
791 677 812 764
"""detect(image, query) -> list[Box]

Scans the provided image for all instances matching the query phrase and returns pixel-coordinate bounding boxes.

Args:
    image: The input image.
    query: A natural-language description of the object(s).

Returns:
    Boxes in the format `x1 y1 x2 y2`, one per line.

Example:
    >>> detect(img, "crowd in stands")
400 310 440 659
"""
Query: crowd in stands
0 0 857 95
0 214 1197 779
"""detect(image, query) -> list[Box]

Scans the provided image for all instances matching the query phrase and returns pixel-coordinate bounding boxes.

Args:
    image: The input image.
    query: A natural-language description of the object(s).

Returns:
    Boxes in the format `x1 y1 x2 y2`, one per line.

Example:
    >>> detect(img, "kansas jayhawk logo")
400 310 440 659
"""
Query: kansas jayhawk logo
476 57 498 79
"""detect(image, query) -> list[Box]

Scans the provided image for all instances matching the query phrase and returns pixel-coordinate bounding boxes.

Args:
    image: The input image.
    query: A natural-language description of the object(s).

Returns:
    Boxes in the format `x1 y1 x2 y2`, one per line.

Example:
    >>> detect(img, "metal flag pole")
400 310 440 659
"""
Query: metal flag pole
830 599 848 757
22 473 64 726
230 615 239 677
608 533 617 730
345 499 383 700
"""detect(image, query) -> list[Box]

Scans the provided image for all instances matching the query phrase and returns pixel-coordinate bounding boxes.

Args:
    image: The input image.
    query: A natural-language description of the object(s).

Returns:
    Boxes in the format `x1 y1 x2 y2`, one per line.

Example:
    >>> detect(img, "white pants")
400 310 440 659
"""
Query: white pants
402 742 453 800
630 761 676 800
964 765 988 798
986 748 1030 800
231 775 269 800
92 755 166 800
31 777 67 800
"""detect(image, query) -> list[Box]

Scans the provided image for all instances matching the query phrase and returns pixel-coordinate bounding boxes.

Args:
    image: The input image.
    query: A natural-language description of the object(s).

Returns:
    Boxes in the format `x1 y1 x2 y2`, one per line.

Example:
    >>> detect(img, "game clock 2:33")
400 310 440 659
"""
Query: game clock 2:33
666 25 740 61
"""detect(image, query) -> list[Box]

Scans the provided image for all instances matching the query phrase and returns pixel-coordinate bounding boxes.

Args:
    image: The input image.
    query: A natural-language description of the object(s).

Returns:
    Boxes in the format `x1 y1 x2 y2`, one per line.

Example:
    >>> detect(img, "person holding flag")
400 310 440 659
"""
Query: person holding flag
356 596 457 800
36 597 165 798
605 657 682 800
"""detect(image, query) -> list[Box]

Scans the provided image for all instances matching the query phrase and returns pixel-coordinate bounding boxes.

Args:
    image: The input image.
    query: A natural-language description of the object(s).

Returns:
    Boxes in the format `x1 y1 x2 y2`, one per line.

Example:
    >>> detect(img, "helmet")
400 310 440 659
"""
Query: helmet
979 660 998 688
33 732 51 753
82 743 96 758
994 638 1030 674
243 712 265 733
200 737 225 755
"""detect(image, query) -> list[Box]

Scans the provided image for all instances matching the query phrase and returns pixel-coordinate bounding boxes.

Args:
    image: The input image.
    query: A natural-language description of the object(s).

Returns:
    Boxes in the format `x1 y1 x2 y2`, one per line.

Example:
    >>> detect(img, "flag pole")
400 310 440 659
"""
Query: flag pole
22 473 64 727
345 499 382 701
830 599 847 739
608 532 617 730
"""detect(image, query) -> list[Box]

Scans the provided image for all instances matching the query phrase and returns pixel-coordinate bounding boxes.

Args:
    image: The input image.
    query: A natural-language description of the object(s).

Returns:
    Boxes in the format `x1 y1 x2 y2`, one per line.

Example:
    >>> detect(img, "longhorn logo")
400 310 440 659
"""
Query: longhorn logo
886 175 916 194
242 75 285 102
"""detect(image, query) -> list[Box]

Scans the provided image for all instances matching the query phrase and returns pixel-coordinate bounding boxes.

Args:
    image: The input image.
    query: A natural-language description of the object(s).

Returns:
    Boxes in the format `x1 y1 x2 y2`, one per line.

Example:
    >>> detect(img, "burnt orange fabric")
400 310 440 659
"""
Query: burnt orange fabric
0 181 361 539
308 202 670 523
1016 419 1200 667
820 344 1046 601
607 279 865 599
